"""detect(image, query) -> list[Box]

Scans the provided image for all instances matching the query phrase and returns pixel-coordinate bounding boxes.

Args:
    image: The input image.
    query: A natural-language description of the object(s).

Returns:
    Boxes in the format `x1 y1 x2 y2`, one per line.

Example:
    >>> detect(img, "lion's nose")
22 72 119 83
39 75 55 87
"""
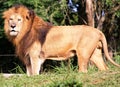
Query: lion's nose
11 23 16 28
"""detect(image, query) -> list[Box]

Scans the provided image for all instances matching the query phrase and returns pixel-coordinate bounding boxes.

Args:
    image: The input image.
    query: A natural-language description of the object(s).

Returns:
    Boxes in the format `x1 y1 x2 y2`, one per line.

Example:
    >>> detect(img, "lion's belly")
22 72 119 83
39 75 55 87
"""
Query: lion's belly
42 41 75 58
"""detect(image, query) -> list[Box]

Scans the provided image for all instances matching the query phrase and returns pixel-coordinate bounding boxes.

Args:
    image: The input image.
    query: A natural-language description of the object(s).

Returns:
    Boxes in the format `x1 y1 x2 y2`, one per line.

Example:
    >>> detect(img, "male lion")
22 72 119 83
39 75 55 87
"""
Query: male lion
3 5 120 76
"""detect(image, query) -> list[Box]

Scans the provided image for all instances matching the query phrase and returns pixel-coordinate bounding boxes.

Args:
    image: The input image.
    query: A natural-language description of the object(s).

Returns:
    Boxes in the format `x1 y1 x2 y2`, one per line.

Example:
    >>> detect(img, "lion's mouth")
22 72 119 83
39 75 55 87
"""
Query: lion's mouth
10 30 18 36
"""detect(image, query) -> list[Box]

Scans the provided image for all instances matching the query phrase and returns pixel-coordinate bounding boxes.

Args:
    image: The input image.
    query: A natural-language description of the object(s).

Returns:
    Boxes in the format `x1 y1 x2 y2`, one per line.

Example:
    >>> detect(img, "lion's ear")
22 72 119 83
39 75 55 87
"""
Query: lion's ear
26 10 35 20
2 9 13 19
2 11 8 19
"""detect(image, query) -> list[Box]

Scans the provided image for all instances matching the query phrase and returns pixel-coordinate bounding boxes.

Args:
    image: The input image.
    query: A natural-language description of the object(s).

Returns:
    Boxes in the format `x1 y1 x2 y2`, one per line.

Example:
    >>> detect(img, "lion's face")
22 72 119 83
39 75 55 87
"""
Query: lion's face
8 13 23 36
3 5 35 38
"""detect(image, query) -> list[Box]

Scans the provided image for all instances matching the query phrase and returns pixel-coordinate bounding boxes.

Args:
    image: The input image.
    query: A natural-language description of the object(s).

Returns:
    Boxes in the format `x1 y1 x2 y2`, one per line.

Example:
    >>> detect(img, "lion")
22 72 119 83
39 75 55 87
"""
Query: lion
3 5 120 76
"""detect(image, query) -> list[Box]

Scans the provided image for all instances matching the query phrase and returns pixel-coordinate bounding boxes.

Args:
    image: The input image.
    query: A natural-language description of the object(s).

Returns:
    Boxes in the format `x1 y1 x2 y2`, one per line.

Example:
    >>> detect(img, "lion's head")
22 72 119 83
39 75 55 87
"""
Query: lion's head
3 5 35 40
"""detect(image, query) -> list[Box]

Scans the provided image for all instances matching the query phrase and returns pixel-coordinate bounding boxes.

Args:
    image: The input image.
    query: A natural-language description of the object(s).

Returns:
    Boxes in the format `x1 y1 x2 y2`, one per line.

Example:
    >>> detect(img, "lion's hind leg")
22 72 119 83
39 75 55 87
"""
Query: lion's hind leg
76 36 99 73
76 49 92 73
77 53 88 73
90 42 108 70
90 55 108 70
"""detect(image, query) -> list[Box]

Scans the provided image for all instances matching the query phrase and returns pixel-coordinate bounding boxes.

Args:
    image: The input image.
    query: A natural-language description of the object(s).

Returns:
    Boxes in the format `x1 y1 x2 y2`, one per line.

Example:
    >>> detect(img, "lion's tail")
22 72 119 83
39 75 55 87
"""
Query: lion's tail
100 33 120 67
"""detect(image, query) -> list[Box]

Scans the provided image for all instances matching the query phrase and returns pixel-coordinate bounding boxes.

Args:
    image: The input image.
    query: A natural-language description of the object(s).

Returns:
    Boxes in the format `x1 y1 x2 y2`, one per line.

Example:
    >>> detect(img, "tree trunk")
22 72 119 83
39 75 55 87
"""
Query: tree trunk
86 0 94 27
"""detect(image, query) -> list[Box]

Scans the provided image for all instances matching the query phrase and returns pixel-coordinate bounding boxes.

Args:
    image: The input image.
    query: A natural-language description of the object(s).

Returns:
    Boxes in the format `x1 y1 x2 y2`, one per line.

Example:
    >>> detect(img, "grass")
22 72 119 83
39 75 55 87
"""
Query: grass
0 56 120 87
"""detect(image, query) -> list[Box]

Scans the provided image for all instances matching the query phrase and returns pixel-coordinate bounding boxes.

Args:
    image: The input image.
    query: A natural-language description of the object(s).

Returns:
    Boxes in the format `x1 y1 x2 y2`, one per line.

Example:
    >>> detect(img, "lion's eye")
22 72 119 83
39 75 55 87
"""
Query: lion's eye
18 19 21 21
9 18 13 20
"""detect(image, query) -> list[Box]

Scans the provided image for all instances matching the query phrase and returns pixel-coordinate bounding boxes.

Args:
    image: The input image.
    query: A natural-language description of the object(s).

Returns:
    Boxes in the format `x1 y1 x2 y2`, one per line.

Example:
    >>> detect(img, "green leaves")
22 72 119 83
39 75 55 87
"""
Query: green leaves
115 10 120 17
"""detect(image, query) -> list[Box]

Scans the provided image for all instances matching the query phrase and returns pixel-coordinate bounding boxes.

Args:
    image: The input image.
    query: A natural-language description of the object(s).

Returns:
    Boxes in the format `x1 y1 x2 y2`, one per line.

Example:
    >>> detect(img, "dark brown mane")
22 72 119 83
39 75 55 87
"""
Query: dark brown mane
14 4 22 10
38 22 53 45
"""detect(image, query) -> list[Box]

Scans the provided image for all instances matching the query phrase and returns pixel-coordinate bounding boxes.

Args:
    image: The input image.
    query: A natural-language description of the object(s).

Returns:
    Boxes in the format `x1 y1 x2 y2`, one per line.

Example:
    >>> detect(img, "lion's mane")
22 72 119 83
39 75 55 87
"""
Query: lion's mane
3 5 53 64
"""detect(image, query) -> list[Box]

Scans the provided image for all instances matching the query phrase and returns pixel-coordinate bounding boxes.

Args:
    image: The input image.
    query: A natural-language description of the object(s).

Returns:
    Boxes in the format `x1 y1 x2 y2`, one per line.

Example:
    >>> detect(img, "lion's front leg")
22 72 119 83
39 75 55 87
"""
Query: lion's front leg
31 58 45 75
30 57 45 75
26 64 32 76
28 42 46 76
26 57 45 76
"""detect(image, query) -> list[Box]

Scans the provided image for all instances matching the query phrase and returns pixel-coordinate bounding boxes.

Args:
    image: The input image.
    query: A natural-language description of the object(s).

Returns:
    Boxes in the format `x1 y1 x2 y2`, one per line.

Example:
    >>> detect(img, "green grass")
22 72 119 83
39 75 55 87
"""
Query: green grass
0 56 120 87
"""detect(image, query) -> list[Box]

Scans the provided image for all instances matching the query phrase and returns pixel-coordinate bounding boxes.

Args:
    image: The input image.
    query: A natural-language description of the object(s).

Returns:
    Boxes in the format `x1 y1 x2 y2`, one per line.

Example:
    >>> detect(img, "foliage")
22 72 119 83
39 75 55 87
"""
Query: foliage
102 0 120 51
48 76 82 87
8 63 25 74
0 29 4 38
113 55 120 64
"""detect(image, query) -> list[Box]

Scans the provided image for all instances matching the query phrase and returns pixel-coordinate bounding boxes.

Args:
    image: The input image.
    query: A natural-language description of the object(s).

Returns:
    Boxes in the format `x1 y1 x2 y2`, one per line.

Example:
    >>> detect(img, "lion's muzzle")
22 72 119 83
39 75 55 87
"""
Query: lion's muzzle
10 30 18 36
10 23 16 29
9 23 19 36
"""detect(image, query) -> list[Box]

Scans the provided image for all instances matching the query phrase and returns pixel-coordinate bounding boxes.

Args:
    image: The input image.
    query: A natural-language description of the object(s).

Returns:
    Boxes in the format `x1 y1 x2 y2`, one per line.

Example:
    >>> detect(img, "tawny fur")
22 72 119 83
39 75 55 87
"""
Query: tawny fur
3 5 120 76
